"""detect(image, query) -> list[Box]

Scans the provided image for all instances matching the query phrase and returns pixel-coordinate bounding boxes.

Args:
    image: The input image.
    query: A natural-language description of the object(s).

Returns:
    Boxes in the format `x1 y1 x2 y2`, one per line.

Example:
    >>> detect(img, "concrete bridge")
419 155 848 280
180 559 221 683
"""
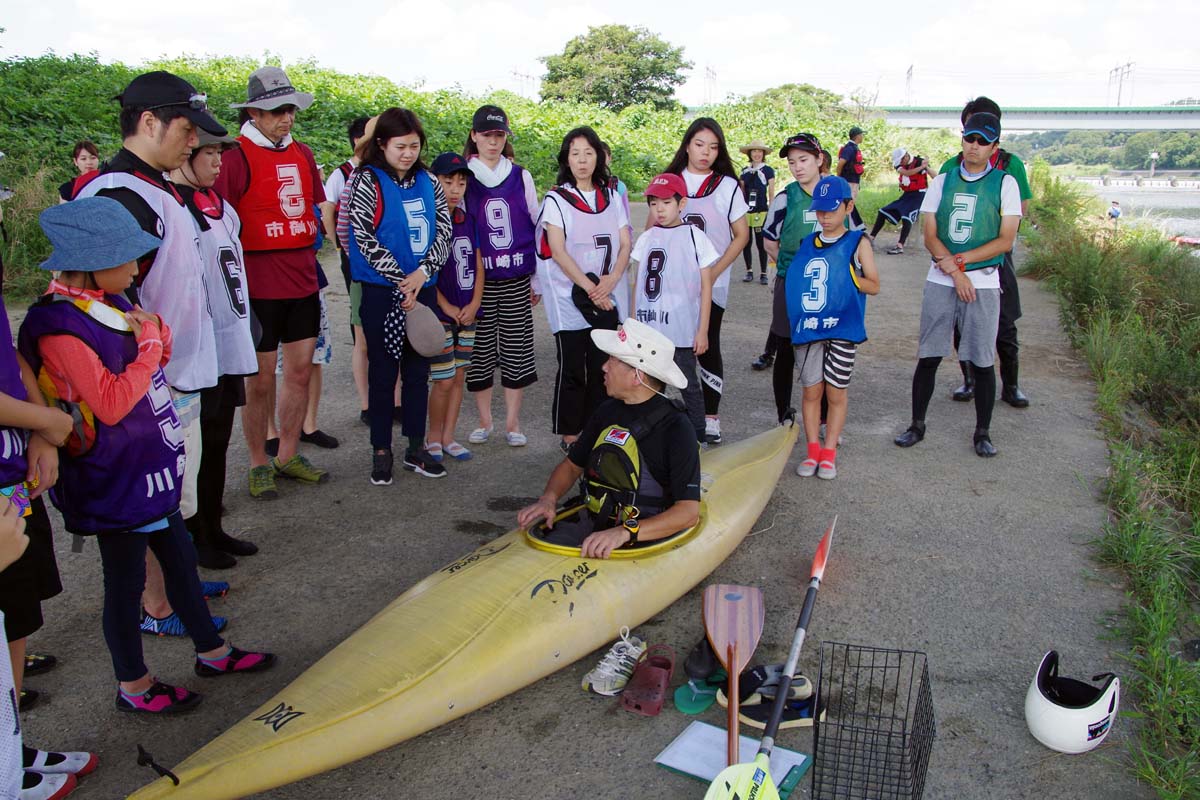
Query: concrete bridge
882 106 1200 131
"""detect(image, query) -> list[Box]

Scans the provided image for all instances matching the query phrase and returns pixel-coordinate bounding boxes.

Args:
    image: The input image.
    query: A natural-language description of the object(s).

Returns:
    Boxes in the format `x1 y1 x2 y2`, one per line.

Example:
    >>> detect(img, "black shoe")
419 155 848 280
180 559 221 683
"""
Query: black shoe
684 636 720 681
264 438 279 457
951 383 975 402
403 449 447 478
23 653 57 677
1001 386 1030 408
894 422 926 448
751 353 774 371
371 450 394 486
300 429 340 448
212 530 259 556
760 274 769 285
743 271 754 282
974 428 998 457
359 410 369 426
19 689 41 712
196 545 237 570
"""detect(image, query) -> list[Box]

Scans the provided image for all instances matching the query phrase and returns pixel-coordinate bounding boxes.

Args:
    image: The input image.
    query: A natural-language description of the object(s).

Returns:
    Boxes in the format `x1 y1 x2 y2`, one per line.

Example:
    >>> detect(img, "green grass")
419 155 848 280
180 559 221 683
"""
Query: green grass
1027 161 1200 798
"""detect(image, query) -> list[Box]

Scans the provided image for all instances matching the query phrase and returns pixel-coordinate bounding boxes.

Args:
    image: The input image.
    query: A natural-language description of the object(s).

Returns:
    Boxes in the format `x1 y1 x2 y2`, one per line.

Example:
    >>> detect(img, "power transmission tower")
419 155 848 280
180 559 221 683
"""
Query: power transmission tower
905 65 913 106
1108 62 1134 106
511 70 535 98
704 66 717 106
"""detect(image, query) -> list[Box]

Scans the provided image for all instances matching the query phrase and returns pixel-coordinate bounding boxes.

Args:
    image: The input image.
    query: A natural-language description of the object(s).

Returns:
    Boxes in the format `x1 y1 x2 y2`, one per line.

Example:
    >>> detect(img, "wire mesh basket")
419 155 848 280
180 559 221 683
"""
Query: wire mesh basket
812 642 935 800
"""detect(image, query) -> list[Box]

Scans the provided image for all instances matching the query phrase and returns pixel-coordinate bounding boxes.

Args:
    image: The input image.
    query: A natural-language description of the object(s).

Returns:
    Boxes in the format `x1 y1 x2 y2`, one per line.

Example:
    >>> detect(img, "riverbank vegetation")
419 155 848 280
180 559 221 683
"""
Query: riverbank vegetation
1008 130 1200 172
1024 162 1199 799
0 54 956 293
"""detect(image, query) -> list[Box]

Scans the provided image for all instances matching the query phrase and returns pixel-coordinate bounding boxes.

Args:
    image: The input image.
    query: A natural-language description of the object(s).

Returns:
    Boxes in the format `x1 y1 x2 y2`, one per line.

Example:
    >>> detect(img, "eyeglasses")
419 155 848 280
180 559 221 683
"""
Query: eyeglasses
962 134 994 145
146 92 209 112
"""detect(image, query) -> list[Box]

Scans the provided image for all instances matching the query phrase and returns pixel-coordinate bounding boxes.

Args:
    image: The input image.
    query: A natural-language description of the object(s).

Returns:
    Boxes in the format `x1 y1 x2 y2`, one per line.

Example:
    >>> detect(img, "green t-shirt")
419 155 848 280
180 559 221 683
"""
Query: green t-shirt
939 150 1031 202
934 168 1007 270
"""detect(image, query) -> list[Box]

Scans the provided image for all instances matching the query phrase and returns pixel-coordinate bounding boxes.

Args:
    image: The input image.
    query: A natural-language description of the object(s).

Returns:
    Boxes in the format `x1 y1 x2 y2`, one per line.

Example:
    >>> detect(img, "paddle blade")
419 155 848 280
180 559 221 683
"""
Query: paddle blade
703 754 781 800
702 585 765 675
811 516 836 582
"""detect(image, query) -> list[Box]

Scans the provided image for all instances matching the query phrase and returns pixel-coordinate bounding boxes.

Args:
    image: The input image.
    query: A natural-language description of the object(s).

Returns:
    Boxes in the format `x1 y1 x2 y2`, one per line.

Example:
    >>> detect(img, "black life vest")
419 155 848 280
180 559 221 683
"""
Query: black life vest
581 400 685 526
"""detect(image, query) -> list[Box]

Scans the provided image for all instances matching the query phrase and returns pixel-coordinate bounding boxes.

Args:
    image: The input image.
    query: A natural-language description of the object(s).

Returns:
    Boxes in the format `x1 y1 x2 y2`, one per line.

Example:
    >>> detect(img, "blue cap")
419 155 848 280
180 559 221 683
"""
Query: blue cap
38 197 162 272
963 112 1001 143
810 176 853 212
431 152 471 176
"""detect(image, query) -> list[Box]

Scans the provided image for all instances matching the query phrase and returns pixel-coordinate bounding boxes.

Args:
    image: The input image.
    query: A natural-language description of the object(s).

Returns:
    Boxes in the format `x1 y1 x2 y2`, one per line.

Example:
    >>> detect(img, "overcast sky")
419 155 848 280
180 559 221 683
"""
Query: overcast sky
4 0 1198 108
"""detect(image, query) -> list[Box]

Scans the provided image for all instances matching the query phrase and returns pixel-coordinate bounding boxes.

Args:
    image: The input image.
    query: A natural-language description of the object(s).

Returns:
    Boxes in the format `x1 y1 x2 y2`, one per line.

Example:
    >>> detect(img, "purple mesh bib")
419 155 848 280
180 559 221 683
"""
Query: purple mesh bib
466 166 536 281
0 297 28 488
435 208 481 322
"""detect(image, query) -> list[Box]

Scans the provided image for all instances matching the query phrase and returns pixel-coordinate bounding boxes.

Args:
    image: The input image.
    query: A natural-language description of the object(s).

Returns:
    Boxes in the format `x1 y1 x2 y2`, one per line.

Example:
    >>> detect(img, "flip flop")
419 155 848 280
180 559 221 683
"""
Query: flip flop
716 663 813 707
737 694 824 729
620 643 674 717
672 667 728 715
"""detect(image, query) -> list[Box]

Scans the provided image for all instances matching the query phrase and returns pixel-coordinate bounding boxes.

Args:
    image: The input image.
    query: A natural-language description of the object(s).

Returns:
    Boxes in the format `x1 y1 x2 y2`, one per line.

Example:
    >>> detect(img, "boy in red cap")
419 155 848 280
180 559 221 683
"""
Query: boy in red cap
629 174 720 442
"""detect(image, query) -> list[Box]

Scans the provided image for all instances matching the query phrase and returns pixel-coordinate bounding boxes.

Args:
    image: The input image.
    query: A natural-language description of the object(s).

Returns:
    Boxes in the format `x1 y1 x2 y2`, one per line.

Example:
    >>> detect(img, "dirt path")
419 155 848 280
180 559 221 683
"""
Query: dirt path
19 209 1150 799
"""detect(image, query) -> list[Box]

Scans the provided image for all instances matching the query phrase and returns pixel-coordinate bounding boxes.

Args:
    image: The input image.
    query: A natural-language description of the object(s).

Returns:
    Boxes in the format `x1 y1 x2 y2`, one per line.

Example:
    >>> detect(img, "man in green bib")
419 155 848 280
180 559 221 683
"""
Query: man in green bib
517 319 701 559
894 112 1022 457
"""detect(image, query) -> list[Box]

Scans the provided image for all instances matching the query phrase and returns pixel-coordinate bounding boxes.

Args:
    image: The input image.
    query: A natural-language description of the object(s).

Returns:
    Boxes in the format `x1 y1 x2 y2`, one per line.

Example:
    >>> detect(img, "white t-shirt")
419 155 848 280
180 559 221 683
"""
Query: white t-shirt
919 167 1021 290
630 224 720 347
680 170 749 307
323 159 357 210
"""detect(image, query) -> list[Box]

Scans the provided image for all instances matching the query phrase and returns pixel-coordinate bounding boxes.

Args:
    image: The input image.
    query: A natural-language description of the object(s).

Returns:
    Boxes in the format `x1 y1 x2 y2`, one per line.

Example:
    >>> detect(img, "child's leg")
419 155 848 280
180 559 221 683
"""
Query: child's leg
352 328 368 413
801 382 824 446
697 303 724 418
444 371 466 445
673 348 705 441
820 340 856 452
96 530 153 686
426 324 456 446
823 385 849 452
148 513 224 657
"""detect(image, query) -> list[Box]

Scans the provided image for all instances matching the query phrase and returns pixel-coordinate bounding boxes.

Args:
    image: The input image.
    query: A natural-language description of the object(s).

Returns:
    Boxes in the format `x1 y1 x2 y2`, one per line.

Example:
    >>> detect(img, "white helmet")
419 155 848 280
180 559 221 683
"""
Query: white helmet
1024 650 1119 754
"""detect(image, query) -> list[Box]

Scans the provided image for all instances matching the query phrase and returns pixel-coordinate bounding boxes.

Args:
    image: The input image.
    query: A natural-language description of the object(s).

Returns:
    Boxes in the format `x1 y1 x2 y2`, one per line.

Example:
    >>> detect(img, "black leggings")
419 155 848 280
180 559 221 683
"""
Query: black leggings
870 214 913 245
742 228 768 273
698 303 724 415
770 334 795 423
911 356 996 430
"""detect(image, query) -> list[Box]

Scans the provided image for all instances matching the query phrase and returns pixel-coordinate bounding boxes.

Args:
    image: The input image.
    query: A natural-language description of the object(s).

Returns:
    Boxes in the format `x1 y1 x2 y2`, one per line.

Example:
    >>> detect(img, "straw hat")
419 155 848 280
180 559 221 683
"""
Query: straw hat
739 140 771 156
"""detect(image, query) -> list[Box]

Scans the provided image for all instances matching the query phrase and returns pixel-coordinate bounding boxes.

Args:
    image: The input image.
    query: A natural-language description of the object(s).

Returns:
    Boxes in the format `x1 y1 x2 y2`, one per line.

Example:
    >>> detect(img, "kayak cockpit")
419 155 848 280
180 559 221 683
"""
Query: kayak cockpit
524 503 703 558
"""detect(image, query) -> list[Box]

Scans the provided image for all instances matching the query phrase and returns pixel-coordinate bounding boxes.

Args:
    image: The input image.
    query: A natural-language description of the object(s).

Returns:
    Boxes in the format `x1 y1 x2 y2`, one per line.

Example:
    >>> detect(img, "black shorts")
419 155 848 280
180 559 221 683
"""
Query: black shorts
0 498 62 641
250 293 321 352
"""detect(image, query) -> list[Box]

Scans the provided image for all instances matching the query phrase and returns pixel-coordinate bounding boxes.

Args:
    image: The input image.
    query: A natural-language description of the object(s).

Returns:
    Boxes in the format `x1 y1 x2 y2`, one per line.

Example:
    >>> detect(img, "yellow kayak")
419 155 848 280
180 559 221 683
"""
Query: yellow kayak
128 423 797 799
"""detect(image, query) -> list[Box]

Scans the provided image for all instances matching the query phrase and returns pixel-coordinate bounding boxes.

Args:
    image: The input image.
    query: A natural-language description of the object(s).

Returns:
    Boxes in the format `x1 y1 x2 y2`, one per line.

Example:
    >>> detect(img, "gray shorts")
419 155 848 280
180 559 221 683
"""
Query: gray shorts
794 340 857 389
917 281 1000 367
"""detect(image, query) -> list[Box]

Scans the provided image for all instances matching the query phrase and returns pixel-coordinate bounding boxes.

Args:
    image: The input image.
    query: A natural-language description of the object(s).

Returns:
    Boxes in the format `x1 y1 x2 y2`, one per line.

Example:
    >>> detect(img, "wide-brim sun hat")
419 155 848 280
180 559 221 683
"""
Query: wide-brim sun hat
591 318 688 390
739 140 771 156
196 130 239 151
39 196 163 272
405 303 446 358
231 66 314 111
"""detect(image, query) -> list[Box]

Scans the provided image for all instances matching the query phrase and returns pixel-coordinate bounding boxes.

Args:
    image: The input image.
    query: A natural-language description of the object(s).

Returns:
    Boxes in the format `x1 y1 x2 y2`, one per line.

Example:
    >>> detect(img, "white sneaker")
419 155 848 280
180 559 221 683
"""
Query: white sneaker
581 626 646 696
704 417 722 444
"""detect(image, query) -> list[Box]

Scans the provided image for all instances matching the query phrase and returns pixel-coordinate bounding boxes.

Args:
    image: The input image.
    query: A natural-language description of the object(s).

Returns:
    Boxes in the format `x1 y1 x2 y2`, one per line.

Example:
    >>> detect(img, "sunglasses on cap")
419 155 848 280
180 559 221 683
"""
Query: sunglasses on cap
787 133 820 149
146 92 209 112
962 134 994 145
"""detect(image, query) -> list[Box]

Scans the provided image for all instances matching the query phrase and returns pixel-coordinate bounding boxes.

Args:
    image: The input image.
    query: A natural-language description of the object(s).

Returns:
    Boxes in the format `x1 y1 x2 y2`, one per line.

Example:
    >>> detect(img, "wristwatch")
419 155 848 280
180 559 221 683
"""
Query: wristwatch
953 254 967 271
622 516 640 546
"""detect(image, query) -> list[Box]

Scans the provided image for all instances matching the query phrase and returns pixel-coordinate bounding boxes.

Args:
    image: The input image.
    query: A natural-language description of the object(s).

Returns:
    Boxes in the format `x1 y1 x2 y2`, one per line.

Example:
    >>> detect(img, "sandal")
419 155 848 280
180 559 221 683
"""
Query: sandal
621 643 675 717
444 442 472 461
116 680 202 714
426 442 444 463
673 668 727 715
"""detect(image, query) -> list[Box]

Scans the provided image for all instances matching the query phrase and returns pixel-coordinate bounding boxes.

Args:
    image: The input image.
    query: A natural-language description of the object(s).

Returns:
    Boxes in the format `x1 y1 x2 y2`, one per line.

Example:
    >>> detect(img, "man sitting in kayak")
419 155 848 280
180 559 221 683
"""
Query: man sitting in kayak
517 318 702 559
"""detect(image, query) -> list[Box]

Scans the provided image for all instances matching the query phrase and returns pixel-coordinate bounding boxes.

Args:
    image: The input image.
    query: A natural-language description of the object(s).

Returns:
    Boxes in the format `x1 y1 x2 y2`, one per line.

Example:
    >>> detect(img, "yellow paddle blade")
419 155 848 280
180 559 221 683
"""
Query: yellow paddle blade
703 753 781 800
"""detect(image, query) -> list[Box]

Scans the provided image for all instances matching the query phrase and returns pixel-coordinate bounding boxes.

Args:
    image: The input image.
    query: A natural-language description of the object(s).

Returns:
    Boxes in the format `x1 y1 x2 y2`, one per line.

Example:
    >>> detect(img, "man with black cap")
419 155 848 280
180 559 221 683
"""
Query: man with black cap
213 66 329 499
895 111 1021 458
75 71 237 582
836 126 866 230
939 97 1034 408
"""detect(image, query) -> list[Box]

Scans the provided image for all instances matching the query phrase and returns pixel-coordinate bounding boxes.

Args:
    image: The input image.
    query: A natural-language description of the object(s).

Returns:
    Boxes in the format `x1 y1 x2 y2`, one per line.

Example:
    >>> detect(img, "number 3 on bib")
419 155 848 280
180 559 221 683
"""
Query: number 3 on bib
802 257 828 312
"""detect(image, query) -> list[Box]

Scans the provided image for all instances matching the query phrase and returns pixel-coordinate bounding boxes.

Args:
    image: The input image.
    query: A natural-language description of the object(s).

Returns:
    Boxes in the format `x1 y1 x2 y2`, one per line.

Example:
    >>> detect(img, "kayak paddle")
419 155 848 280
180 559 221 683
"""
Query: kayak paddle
703 516 836 800
702 584 765 766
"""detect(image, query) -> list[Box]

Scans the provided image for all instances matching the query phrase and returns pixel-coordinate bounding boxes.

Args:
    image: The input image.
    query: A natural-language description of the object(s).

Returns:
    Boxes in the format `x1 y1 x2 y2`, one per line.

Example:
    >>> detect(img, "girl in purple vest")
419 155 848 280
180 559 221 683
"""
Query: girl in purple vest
662 118 750 445
18 198 276 715
462 105 540 448
535 127 631 451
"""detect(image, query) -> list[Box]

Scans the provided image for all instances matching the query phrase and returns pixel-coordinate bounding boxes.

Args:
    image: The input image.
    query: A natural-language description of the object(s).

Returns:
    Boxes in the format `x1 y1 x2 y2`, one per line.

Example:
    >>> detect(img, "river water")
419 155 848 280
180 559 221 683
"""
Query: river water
1075 184 1200 238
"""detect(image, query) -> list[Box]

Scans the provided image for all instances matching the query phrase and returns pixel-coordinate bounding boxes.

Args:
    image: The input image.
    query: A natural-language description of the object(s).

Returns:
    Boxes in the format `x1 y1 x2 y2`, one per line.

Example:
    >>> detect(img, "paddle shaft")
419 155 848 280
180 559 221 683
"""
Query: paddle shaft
727 643 739 765
757 517 835 757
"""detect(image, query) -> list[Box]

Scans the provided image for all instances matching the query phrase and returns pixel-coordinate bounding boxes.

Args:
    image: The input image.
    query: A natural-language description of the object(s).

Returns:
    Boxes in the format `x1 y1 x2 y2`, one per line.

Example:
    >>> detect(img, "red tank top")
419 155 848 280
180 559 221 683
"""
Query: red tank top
235 137 318 251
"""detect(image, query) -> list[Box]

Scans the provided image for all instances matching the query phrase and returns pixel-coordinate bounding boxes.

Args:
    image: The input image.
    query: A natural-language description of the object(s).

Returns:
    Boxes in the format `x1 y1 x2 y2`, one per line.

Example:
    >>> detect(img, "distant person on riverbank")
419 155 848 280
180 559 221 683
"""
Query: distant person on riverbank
738 140 776 284
868 148 933 255
836 127 866 231
57 140 100 203
939 96 1033 409
895 111 1021 458
1107 200 1121 225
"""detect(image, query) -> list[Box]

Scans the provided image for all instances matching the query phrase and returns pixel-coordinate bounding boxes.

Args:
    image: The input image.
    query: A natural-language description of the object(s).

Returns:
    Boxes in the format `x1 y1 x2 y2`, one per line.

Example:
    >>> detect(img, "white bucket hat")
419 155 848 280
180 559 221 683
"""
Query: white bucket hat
591 318 688 389
891 147 908 169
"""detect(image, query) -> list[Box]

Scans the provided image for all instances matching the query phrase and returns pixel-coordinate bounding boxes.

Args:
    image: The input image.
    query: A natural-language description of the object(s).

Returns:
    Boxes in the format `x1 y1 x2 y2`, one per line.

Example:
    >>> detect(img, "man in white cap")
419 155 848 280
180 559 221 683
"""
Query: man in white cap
516 319 702 560
213 66 329 499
